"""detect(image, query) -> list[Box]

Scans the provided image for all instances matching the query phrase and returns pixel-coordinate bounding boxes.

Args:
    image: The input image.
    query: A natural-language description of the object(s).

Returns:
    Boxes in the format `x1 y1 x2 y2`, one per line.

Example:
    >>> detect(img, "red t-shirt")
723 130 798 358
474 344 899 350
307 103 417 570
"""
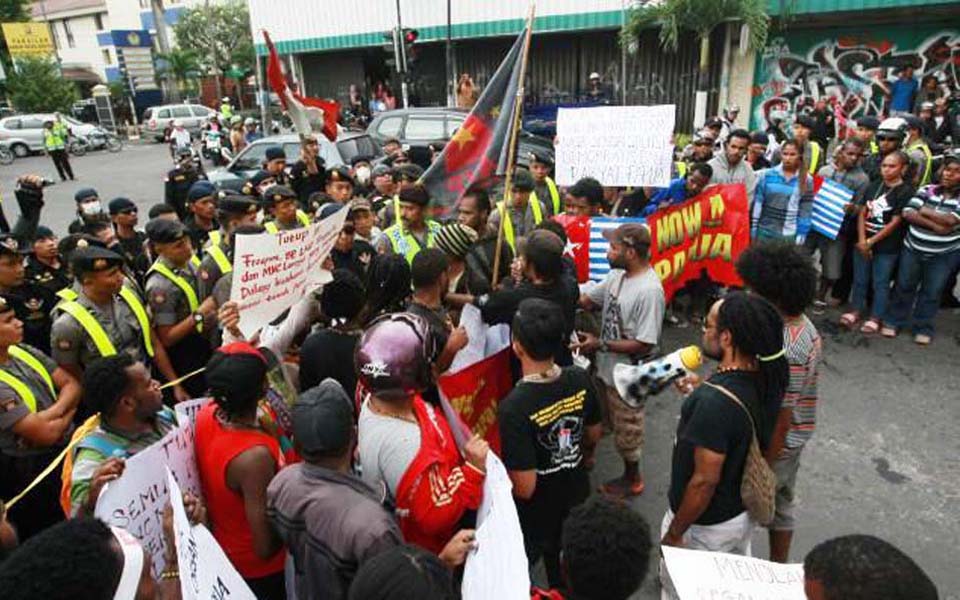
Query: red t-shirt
195 402 286 578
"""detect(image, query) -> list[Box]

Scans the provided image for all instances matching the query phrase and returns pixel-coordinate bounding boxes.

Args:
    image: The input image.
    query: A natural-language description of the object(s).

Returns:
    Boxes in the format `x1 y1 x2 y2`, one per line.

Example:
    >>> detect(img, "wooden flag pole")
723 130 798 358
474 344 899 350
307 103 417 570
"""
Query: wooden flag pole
491 2 536 288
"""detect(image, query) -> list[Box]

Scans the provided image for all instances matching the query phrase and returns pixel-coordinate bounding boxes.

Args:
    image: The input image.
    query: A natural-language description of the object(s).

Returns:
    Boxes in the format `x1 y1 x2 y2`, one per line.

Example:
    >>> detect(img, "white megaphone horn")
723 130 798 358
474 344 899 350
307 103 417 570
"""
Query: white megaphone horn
613 346 703 408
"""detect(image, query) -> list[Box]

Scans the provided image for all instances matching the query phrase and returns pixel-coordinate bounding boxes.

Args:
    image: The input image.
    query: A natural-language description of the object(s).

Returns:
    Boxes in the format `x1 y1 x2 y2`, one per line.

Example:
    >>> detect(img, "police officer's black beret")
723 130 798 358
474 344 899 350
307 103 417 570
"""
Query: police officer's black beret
187 180 217 202
58 235 107 263
0 234 27 256
261 184 298 207
265 146 285 161
527 150 553 167
108 197 137 215
326 165 353 184
218 194 260 216
35 226 56 240
71 245 125 275
794 115 817 130
74 188 99 203
511 167 535 192
247 170 276 189
857 116 880 130
145 218 188 244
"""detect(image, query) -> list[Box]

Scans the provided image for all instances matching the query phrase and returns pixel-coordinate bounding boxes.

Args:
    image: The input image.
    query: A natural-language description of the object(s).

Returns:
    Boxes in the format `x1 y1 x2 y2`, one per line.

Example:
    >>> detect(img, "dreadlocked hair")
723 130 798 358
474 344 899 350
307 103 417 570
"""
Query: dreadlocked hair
359 253 411 325
716 291 789 441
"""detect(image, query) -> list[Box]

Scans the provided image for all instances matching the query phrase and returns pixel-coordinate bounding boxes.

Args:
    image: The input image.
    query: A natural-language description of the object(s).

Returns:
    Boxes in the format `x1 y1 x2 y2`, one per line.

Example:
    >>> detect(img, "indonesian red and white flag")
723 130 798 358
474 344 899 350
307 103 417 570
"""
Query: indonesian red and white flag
263 30 339 142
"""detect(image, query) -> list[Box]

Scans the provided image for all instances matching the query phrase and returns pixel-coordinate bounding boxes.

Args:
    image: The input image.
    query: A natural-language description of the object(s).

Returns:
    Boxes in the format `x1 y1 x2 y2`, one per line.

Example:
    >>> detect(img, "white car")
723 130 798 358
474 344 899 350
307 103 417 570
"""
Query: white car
142 103 218 141
0 114 100 157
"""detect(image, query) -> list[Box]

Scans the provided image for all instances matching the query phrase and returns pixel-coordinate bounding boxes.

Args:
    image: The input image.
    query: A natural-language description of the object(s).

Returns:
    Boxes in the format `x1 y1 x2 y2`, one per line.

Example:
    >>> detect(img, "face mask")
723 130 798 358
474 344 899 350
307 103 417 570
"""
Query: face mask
355 166 371 185
80 201 102 216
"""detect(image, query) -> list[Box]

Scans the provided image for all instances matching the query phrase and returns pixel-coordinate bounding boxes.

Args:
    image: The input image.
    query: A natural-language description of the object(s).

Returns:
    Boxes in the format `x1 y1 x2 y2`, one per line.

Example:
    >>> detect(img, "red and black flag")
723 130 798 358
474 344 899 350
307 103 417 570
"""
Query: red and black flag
420 27 529 219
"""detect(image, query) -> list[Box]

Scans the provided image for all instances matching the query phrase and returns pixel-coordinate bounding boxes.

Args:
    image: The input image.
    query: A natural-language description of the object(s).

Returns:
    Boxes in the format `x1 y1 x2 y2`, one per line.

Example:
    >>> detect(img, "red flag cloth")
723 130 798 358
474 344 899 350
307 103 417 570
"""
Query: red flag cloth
553 214 591 283
263 31 339 142
436 347 513 455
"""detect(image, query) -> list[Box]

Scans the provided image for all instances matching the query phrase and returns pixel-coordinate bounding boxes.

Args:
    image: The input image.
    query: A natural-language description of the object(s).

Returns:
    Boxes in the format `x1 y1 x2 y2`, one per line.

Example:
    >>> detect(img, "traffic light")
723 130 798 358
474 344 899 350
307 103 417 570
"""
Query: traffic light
401 28 419 70
382 28 400 72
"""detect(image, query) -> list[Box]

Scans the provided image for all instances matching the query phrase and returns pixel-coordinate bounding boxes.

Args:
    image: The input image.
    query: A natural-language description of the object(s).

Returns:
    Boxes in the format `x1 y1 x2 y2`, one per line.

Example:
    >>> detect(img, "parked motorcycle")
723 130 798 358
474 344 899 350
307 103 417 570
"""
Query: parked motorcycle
0 143 14 166
68 128 123 156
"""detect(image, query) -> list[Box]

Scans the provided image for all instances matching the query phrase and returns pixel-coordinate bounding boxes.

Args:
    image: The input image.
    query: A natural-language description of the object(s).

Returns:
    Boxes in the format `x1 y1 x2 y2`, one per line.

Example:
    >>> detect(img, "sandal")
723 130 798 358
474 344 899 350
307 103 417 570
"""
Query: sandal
839 312 860 328
860 319 880 334
881 326 897 338
914 334 931 346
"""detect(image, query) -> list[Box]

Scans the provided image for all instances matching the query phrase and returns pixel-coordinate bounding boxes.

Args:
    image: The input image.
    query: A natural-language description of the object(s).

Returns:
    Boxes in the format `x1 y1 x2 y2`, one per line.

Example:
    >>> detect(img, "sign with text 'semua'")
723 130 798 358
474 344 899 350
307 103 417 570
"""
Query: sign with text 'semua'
662 546 805 600
230 208 346 337
555 104 675 188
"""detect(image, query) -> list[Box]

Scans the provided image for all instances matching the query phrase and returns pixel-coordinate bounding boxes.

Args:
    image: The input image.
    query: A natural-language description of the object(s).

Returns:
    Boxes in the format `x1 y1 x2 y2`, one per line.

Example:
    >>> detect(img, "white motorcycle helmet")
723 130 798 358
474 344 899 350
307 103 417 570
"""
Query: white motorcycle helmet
877 117 908 144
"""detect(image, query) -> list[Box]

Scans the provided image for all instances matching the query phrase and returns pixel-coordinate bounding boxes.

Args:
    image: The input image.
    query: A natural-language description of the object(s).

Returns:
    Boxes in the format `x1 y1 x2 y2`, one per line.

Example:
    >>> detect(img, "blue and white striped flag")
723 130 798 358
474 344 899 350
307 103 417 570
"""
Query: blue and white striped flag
588 216 646 282
811 178 854 240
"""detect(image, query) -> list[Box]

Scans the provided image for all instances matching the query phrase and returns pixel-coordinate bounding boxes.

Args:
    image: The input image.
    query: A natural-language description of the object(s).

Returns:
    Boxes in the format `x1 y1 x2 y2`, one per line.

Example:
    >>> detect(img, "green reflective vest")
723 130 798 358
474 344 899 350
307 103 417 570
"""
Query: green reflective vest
43 128 66 151
264 210 311 234
207 244 232 274
531 177 561 215
908 140 933 187
497 199 543 252
149 261 202 332
58 288 155 359
384 220 442 265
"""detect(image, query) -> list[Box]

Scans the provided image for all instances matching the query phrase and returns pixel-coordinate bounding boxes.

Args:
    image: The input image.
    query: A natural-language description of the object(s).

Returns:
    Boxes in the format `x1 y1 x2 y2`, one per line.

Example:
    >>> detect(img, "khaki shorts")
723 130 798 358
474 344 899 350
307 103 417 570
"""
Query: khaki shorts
606 385 644 462
771 449 803 531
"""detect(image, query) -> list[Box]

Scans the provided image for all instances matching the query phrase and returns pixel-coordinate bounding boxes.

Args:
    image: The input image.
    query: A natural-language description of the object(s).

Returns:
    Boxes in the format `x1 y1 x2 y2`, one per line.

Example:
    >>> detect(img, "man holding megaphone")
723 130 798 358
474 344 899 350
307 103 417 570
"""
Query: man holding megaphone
574 223 665 498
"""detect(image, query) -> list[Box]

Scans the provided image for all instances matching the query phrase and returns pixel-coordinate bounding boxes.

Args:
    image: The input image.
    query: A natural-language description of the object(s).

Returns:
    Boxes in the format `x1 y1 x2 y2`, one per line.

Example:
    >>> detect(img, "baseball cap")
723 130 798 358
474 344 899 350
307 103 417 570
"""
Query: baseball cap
349 197 373 213
108 197 138 215
145 218 188 244
74 188 99 203
292 379 355 456
265 146 285 162
856 116 880 130
34 226 56 240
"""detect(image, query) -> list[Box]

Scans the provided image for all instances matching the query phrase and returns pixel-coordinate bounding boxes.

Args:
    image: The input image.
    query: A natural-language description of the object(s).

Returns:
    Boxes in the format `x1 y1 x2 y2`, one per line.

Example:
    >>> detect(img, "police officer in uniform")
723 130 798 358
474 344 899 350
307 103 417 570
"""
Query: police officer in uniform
260 146 290 186
145 219 217 398
183 181 220 254
26 226 69 296
242 168 281 198
263 185 311 233
487 168 545 252
325 165 355 205
68 188 109 235
197 194 260 300
107 198 147 278
50 245 188 402
289 135 327 211
0 293 82 541
165 146 207 220
377 183 442 264
0 234 58 355
528 151 561 217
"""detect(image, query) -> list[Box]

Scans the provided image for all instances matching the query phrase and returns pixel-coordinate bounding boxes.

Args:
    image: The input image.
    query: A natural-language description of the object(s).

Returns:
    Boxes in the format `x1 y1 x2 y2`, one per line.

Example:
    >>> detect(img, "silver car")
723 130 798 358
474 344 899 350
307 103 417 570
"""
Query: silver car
141 103 218 141
0 114 100 157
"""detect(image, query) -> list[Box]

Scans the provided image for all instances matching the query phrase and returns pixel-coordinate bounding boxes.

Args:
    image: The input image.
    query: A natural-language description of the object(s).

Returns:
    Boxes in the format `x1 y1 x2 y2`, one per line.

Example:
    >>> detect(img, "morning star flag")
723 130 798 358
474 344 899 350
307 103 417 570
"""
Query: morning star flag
264 30 339 142
420 27 529 218
811 177 854 240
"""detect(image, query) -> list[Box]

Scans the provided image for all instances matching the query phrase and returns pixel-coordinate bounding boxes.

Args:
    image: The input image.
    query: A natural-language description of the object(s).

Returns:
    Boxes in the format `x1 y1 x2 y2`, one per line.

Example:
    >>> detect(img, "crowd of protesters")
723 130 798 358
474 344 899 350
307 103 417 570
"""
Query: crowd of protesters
0 76 955 600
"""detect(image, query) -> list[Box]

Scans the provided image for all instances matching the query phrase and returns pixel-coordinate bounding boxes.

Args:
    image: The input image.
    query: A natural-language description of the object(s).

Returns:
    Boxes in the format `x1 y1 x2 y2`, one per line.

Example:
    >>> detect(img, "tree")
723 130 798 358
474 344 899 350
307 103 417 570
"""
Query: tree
6 56 79 112
157 48 202 95
622 0 769 120
173 0 254 99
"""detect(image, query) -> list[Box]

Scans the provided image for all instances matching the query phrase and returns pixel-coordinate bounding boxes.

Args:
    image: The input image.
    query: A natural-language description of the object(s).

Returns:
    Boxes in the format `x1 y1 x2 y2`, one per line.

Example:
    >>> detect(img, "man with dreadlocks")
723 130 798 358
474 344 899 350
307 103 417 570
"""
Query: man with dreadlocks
659 291 788 599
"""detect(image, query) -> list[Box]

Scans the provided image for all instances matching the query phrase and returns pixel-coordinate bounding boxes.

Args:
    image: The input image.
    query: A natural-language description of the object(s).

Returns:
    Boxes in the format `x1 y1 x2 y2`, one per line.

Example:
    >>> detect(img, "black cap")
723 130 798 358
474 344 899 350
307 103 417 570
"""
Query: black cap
218 193 260 216
326 165 353 184
794 115 816 130
187 181 217 203
247 170 276 189
70 245 125 275
350 154 373 168
0 234 27 256
512 167 535 192
34 226 56 240
398 183 429 207
265 146 285 162
74 188 99 203
903 115 924 131
292 379 355 455
395 163 424 182
108 197 137 215
261 184 297 207
527 150 553 167
857 116 880 130
145 218 188 244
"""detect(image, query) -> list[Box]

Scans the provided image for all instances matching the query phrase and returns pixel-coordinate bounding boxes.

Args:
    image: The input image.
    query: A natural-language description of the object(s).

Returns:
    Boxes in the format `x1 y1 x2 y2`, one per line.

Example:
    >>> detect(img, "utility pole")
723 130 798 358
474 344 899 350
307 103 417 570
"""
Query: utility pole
395 0 408 108
205 0 222 102
150 0 180 102
446 0 453 107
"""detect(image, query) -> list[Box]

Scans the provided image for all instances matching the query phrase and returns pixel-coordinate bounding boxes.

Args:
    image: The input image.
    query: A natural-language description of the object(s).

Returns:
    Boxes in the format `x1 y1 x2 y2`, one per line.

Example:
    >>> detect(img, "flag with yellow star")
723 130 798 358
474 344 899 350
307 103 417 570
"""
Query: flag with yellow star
420 26 529 219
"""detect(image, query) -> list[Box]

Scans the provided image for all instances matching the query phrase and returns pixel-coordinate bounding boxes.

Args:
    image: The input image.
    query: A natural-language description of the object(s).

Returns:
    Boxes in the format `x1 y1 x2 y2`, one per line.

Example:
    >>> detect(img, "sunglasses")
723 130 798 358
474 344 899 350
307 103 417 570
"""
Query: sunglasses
120 209 138 215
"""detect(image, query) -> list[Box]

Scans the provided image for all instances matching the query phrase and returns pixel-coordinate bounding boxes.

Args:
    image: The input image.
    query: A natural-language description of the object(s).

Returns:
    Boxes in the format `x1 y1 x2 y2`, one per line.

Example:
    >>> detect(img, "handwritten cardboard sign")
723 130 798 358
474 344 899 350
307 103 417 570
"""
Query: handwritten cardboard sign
95 422 200 577
662 546 805 600
555 104 675 187
230 208 347 337
167 469 256 600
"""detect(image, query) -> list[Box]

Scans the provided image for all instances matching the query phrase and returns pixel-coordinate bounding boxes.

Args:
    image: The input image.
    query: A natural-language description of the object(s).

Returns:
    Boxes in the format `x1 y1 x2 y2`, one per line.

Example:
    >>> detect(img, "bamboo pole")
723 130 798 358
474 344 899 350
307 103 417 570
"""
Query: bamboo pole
492 2 536 288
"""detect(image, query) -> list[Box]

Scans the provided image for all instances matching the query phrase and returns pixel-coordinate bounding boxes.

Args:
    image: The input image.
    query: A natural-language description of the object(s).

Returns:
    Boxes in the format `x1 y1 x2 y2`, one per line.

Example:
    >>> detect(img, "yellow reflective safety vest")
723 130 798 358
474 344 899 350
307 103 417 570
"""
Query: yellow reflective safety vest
907 140 933 186
0 346 56 413
675 161 688 178
208 230 223 248
497 199 543 251
393 194 402 227
807 141 822 175
207 244 232 274
869 140 879 155
148 261 202 332
57 288 155 358
264 210 311 234
190 254 201 268
43 128 66 151
531 177 561 215
384 220 442 265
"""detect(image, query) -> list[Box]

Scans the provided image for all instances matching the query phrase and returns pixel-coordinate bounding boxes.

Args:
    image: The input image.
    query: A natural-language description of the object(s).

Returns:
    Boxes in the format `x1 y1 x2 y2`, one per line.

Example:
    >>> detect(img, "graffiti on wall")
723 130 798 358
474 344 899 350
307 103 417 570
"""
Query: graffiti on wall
751 30 959 128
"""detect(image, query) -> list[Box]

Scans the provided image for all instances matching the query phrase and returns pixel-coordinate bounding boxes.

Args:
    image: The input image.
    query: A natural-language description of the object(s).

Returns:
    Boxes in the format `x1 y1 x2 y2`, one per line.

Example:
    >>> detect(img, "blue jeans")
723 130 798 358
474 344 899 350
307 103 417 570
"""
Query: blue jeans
851 251 898 319
885 246 960 336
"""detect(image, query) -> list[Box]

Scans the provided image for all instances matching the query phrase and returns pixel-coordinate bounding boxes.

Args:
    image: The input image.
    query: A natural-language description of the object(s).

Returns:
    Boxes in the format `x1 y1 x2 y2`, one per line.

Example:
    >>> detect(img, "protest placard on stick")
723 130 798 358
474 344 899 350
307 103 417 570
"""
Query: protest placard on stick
662 546 805 600
555 105 675 187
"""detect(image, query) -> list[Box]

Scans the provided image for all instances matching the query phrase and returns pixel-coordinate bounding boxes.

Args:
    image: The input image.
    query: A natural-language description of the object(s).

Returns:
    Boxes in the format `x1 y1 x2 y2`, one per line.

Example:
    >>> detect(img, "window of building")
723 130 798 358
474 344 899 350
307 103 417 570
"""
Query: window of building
94 13 104 30
102 49 112 65
63 19 75 48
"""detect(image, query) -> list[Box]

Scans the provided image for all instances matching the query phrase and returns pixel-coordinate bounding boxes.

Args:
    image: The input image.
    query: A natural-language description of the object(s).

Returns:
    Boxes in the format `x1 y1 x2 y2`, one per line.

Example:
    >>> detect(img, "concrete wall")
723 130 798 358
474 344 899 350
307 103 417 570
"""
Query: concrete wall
46 11 110 79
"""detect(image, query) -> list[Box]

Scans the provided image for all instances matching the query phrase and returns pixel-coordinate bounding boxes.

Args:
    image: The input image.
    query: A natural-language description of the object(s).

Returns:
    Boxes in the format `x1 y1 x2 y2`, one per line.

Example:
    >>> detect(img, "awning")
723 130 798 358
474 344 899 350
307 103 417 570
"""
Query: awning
61 67 103 83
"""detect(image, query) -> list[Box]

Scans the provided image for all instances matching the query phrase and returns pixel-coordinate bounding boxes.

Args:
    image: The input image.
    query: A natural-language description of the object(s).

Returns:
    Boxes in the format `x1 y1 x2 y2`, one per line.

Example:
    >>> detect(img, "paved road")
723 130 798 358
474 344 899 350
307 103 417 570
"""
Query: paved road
3 142 959 598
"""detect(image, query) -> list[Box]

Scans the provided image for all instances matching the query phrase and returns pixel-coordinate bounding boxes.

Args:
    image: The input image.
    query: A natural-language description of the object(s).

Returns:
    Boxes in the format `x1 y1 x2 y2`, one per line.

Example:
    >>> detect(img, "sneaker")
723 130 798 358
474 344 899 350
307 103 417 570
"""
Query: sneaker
914 333 932 346
881 326 897 338
600 476 645 498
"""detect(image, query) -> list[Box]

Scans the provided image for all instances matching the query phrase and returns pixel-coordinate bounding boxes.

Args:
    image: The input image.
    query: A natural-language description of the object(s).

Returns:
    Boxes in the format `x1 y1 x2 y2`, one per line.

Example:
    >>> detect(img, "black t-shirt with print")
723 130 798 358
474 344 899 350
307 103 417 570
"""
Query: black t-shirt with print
862 180 915 255
668 371 767 525
299 328 361 395
498 367 602 543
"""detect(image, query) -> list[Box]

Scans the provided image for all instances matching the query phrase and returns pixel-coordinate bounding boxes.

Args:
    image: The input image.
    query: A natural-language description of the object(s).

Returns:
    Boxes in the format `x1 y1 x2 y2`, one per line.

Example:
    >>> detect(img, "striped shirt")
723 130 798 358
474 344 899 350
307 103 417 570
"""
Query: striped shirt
782 314 821 451
903 184 960 254
752 165 815 243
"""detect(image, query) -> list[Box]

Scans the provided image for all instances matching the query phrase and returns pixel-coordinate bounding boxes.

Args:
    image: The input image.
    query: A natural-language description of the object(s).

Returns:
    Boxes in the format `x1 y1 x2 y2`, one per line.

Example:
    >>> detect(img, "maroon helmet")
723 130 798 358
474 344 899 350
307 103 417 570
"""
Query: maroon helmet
355 312 436 400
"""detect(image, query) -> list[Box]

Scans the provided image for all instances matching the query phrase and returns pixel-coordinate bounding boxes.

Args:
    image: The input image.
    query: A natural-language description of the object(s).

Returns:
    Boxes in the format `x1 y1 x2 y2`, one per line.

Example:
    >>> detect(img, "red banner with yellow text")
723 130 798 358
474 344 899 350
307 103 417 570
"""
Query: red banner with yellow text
437 347 513 455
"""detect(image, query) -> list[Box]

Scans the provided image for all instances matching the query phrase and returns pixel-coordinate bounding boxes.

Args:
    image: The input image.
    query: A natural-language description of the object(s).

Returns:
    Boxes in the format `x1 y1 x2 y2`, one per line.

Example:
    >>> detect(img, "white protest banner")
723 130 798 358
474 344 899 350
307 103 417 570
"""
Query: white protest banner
95 422 201 577
167 469 256 600
662 546 805 600
555 104 675 187
448 304 510 373
461 452 529 600
175 397 211 426
230 207 347 337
